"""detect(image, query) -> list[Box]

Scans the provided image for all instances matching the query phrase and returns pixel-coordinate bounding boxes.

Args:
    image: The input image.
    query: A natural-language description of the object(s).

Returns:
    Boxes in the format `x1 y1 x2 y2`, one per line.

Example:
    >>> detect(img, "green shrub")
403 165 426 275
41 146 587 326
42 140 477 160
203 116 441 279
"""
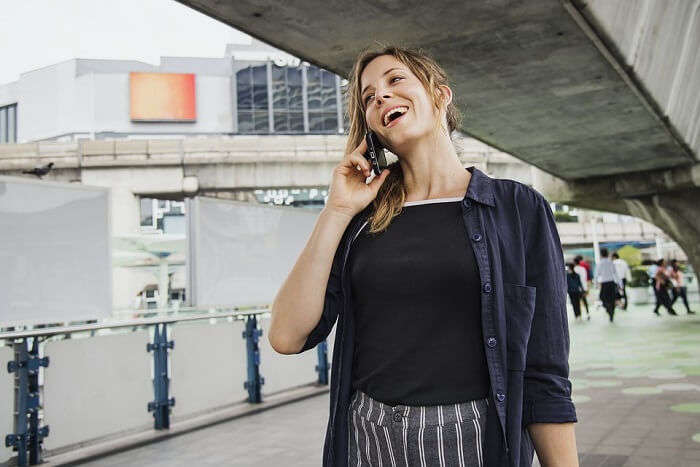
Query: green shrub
630 266 651 287
616 245 642 267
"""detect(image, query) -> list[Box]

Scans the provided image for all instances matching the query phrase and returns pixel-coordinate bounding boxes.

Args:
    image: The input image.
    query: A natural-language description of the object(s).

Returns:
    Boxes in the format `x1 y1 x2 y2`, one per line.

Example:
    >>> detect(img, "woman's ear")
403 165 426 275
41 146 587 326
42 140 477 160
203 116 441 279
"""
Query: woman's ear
437 85 453 107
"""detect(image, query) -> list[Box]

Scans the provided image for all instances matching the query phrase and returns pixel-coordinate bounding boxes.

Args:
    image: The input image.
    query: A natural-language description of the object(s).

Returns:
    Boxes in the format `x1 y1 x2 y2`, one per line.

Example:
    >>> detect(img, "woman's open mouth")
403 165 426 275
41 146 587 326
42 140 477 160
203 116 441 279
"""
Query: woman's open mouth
385 110 407 128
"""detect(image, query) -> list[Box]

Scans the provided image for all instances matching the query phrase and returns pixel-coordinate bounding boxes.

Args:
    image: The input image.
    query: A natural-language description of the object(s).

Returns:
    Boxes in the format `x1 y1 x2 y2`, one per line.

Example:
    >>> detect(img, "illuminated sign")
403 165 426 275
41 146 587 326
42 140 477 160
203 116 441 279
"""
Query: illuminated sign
130 72 196 122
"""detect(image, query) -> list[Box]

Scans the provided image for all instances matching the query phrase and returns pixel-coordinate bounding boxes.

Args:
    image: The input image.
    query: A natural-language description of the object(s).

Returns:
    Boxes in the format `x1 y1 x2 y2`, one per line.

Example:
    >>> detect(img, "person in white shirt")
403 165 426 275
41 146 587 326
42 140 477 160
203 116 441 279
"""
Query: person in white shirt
595 248 622 322
612 252 631 310
573 257 590 320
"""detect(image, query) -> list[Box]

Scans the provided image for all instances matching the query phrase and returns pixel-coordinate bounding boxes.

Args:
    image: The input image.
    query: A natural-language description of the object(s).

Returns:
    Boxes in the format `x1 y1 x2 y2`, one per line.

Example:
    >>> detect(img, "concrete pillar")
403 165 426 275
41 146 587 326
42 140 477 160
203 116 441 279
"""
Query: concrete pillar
623 190 700 284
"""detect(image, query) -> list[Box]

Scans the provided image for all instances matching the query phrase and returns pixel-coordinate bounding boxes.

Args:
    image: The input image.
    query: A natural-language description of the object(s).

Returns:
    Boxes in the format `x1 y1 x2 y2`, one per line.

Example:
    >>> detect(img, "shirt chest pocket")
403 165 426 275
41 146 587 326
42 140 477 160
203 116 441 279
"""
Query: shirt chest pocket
503 283 536 371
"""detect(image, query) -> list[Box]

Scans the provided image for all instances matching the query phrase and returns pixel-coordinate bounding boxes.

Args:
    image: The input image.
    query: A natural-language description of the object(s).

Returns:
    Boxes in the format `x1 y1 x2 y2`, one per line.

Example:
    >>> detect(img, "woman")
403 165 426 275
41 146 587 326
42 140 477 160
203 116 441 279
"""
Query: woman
669 263 695 314
567 263 585 321
652 259 677 316
269 45 578 466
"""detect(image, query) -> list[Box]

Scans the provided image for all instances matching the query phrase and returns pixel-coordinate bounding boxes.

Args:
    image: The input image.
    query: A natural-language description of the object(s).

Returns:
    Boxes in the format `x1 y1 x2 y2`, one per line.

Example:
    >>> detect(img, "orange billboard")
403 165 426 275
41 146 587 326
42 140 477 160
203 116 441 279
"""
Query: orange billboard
130 72 196 121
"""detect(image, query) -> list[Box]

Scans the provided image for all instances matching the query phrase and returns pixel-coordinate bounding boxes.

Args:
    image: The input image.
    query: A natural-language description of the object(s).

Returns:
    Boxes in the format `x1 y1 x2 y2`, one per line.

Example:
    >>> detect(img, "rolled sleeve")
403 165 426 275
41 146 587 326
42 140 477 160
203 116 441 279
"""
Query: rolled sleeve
522 191 577 426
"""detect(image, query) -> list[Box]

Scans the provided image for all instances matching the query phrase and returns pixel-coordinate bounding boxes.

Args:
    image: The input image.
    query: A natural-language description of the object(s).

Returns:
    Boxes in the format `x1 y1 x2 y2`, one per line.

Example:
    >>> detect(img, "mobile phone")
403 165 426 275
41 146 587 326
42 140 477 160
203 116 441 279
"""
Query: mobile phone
363 130 388 177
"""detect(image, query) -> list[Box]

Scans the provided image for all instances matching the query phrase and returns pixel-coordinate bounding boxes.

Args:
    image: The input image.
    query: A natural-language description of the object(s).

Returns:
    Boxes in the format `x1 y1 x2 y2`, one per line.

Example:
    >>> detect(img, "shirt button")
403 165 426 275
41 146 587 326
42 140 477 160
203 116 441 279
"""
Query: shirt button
497 393 506 402
393 412 403 422
483 283 492 293
472 233 482 242
487 337 497 348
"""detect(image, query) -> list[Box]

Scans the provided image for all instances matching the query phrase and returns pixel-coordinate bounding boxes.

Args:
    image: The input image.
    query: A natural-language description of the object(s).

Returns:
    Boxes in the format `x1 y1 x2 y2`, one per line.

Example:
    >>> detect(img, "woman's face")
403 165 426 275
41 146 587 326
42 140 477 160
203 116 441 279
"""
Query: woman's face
360 55 447 151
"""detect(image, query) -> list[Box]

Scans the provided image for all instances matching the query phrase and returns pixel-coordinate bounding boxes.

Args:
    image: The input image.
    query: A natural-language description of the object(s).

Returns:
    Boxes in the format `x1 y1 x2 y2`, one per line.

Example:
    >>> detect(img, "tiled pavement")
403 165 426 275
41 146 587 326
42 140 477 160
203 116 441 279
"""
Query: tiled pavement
568 297 700 467
80 296 700 466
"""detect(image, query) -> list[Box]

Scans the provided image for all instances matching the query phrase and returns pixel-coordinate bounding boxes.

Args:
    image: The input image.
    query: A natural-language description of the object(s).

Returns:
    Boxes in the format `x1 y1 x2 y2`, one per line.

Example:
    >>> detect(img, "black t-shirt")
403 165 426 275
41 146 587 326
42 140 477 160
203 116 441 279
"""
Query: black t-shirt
349 197 490 407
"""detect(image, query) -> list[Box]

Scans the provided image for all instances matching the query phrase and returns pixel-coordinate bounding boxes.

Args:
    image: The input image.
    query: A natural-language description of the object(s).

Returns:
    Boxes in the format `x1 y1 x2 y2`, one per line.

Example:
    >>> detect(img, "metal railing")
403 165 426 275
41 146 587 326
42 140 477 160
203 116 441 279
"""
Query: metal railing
1 308 329 466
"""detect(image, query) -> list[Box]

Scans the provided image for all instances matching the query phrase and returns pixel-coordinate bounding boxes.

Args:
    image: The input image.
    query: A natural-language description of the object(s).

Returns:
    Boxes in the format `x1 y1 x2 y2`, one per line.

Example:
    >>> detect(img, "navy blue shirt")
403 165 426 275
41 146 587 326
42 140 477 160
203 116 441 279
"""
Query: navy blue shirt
296 166 577 466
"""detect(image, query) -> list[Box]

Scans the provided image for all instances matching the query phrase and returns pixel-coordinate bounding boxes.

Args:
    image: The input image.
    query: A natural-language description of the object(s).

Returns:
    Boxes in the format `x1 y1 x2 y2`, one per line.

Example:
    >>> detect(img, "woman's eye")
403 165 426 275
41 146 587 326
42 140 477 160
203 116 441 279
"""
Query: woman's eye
364 77 402 105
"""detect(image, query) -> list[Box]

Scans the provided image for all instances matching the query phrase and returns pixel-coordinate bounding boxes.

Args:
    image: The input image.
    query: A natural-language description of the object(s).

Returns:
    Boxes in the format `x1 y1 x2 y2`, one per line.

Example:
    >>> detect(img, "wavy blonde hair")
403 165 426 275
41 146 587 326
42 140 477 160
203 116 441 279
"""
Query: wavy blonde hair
343 43 463 234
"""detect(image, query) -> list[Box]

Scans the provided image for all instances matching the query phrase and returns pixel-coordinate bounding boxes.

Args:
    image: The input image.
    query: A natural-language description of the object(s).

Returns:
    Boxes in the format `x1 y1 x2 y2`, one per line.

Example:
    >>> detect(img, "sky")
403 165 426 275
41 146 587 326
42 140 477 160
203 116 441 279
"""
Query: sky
0 0 264 85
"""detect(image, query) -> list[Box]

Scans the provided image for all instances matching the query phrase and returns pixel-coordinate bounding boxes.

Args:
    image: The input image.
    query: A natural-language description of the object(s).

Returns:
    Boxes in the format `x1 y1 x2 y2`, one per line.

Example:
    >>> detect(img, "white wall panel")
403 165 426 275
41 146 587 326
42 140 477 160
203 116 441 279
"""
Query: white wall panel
0 177 112 325
187 197 321 308
43 332 152 450
170 320 248 419
0 345 13 463
259 317 320 395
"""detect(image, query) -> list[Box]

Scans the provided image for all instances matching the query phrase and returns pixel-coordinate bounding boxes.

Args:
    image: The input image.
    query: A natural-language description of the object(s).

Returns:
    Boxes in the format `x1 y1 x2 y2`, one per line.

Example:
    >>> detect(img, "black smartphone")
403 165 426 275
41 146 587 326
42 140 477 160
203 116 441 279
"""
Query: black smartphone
363 130 388 177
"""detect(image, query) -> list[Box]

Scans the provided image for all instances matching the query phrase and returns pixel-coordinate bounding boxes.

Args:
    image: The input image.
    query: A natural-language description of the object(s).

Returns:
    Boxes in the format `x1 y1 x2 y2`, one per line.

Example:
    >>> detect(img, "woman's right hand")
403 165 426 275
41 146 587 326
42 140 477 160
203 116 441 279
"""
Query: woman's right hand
324 137 391 219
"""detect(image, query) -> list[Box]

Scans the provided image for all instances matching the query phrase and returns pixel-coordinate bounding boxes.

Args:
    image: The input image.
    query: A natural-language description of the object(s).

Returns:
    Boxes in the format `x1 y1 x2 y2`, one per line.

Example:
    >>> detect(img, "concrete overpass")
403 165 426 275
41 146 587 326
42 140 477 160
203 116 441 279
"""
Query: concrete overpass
0 134 532 234
172 0 700 278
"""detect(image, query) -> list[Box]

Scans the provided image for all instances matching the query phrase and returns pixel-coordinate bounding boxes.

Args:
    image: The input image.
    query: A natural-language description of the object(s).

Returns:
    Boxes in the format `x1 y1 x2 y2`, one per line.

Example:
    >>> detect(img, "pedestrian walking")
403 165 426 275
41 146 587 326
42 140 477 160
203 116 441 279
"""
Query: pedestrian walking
652 259 677 316
669 263 695 314
595 248 622 322
612 252 631 310
573 256 591 320
567 263 585 321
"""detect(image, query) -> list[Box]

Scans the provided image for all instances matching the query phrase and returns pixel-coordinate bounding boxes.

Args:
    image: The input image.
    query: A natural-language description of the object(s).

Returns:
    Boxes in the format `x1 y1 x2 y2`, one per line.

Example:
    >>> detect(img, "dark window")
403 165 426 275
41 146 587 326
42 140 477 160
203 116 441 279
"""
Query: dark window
0 104 16 144
237 69 252 110
252 65 268 110
307 67 338 133
236 66 269 133
307 67 321 111
288 68 303 110
272 65 305 134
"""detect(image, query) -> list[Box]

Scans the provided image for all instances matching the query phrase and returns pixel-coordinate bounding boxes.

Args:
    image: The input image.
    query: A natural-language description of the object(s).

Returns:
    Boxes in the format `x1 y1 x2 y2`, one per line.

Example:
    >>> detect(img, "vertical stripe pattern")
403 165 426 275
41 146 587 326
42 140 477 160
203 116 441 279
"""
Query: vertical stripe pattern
348 390 488 466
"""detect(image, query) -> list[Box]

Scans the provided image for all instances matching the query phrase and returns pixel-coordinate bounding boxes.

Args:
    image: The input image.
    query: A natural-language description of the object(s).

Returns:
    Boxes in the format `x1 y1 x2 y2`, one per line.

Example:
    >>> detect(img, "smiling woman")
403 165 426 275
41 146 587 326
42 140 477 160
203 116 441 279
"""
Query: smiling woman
344 46 466 234
270 43 578 467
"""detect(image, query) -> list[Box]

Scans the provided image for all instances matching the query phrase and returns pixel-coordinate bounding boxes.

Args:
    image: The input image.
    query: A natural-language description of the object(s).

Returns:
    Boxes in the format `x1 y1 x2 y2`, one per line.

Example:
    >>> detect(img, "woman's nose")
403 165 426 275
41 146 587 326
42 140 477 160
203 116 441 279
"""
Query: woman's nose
374 90 391 106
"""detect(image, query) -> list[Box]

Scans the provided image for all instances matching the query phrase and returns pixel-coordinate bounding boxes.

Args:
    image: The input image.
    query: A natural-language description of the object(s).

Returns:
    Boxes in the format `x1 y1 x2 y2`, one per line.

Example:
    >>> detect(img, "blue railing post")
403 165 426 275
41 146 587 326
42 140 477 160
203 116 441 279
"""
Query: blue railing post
315 340 329 385
147 323 175 429
5 338 49 466
242 315 264 403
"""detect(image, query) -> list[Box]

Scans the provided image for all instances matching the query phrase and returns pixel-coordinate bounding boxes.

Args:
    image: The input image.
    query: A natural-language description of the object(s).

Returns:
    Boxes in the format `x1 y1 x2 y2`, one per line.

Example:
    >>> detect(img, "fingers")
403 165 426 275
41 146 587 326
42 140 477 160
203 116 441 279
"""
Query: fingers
367 168 390 192
345 152 372 177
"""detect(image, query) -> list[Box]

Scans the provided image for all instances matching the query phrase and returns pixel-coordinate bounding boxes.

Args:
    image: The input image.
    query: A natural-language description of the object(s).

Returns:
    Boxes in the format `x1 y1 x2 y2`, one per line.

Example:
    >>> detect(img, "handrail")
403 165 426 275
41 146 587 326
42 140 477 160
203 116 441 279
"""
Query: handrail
0 307 271 340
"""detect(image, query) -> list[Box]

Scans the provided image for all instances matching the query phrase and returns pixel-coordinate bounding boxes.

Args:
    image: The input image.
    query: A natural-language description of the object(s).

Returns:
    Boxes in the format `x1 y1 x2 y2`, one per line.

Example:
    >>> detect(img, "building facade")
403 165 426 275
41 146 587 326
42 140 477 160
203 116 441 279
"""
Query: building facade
0 40 349 143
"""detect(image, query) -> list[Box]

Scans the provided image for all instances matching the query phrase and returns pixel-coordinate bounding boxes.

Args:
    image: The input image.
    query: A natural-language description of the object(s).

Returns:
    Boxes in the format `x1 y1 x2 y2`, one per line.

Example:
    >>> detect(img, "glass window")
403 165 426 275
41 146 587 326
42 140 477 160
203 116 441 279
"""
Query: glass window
254 110 269 132
323 112 338 132
322 84 337 112
0 109 6 143
307 67 321 110
140 197 154 227
252 65 268 110
288 68 303 110
236 68 252 110
272 65 288 110
7 105 15 143
289 112 304 132
309 112 323 132
238 111 254 133
274 111 289 132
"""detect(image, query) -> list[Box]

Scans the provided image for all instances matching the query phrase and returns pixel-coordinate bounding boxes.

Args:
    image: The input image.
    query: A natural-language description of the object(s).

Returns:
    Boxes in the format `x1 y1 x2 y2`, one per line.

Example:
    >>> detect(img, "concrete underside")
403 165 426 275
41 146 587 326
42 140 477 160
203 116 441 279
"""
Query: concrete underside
176 0 695 181
174 0 700 281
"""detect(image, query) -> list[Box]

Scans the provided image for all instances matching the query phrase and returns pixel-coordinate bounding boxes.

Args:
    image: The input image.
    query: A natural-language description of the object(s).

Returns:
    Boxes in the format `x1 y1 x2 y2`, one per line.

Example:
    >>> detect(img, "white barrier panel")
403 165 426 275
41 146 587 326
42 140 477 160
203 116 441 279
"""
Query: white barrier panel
259 317 321 395
43 332 152 450
170 320 248 419
0 345 13 463
186 197 321 308
0 176 112 325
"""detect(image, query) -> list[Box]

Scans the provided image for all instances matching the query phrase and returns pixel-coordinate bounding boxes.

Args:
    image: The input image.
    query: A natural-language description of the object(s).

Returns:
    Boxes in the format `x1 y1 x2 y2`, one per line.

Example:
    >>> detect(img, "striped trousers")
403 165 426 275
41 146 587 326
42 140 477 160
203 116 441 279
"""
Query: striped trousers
348 389 489 467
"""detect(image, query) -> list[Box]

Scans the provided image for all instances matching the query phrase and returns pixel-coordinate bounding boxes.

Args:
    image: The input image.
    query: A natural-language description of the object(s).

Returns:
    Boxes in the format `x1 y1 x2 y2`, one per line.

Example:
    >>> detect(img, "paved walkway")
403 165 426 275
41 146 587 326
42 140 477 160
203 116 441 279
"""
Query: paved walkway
80 298 700 466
